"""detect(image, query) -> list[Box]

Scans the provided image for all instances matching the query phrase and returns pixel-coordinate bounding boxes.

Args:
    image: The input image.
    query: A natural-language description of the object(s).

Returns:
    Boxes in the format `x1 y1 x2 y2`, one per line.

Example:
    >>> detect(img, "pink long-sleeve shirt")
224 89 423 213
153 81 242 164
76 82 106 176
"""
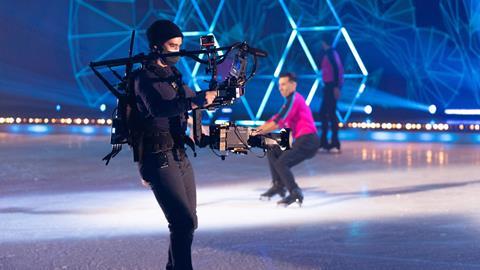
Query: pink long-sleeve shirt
268 92 317 139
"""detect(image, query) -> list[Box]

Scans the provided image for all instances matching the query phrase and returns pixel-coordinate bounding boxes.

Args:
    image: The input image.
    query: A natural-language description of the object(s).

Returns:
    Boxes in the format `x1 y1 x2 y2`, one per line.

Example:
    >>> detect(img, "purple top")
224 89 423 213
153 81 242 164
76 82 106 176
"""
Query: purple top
321 48 344 87
268 92 317 139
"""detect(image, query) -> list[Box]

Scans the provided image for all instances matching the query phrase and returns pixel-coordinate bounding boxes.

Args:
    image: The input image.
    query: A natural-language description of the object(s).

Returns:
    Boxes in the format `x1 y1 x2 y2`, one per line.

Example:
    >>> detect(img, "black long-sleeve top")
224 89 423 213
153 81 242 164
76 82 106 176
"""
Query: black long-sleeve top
133 62 205 145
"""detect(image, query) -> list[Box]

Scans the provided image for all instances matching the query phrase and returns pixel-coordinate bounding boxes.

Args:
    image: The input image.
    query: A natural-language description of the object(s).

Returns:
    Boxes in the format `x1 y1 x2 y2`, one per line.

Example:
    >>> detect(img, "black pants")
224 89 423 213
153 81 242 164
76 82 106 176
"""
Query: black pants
267 133 320 191
139 149 197 270
319 83 339 146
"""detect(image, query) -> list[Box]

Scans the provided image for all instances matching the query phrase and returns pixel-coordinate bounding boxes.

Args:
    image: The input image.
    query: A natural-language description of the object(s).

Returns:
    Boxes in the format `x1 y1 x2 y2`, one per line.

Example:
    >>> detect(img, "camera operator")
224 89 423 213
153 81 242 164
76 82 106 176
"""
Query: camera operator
134 20 216 270
252 72 320 207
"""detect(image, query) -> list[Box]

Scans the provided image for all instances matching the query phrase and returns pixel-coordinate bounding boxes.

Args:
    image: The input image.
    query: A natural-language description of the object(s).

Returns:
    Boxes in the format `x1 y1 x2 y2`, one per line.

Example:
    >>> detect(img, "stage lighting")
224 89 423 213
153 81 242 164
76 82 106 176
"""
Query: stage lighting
444 109 480 115
428 105 437 114
364 105 373 114
56 105 61 111
100 104 106 112
221 108 233 114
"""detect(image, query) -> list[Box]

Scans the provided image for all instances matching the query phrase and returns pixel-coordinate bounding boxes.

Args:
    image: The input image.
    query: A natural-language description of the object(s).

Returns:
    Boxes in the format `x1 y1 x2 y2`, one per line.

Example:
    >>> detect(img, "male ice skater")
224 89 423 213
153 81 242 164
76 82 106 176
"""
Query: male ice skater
319 34 344 151
134 20 216 270
253 73 320 207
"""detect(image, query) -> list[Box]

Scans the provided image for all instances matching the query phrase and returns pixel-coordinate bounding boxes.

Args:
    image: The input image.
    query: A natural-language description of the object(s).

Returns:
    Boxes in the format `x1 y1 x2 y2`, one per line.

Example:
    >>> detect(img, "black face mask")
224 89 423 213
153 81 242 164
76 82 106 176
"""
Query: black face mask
161 47 180 66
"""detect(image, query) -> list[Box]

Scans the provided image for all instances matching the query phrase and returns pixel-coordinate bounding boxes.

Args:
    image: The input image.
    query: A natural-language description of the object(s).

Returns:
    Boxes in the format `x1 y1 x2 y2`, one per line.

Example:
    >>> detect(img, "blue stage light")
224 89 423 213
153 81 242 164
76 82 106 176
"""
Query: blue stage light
444 109 480 115
27 125 50 134
221 108 233 114
428 105 437 114
236 120 265 126
81 126 95 134
341 27 368 76
56 105 61 111
100 104 106 112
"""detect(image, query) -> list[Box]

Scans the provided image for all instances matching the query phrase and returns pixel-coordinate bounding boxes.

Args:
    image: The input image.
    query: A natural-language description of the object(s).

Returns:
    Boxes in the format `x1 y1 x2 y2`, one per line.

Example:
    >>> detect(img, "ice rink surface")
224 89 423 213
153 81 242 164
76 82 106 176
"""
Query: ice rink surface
1 133 479 270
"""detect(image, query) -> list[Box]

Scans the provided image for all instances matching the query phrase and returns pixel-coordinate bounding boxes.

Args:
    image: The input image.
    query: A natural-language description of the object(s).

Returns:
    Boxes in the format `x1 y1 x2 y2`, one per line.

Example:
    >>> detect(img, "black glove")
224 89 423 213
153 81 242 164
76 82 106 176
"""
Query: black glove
247 135 262 148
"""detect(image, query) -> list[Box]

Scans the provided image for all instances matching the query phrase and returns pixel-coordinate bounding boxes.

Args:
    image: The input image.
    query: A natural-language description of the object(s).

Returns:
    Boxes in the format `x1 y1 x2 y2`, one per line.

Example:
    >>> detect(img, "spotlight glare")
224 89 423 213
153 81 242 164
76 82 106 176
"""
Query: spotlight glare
364 105 373 115
100 104 107 112
428 105 437 114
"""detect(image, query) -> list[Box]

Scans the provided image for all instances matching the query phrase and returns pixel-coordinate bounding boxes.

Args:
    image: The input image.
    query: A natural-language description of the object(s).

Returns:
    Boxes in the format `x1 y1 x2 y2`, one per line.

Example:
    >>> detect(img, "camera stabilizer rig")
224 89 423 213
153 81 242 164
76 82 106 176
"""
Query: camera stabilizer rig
191 35 292 159
89 31 291 163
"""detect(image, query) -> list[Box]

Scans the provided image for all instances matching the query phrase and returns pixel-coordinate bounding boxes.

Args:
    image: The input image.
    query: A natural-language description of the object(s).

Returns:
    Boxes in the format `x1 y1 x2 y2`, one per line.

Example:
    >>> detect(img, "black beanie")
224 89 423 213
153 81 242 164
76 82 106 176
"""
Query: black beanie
146 20 184 49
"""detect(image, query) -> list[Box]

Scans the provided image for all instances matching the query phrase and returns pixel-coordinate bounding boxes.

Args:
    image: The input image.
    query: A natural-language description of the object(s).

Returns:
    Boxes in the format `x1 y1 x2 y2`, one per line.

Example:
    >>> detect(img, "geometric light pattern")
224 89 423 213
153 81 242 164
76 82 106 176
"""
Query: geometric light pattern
339 0 471 110
440 0 480 108
255 0 368 123
68 0 367 122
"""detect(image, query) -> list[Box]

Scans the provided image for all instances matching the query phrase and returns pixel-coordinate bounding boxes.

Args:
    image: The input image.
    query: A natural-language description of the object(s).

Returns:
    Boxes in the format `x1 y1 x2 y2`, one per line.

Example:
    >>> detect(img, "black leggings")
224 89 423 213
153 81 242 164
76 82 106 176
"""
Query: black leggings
139 149 196 270
319 83 339 146
267 133 320 191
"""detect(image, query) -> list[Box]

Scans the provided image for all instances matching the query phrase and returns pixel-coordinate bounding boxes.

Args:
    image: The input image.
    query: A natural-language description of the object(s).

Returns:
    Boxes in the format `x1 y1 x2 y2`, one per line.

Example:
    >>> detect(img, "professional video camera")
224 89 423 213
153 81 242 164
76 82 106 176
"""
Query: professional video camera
204 124 292 160
89 31 290 163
